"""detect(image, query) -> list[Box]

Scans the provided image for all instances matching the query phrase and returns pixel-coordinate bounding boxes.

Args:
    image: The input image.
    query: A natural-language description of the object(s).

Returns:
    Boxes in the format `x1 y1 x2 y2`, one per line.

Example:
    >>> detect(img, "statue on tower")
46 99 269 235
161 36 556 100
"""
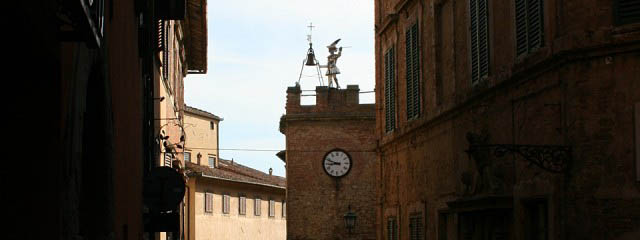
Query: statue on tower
321 39 343 89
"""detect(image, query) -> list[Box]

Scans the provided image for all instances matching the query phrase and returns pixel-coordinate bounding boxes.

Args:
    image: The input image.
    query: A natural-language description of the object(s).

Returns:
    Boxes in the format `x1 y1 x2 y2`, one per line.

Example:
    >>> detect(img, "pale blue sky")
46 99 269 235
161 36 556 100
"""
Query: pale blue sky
184 0 375 177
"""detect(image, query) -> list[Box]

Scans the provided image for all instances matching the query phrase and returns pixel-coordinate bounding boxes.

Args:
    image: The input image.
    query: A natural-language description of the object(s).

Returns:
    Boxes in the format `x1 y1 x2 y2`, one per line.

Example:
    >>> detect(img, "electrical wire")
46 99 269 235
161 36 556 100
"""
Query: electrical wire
185 147 376 153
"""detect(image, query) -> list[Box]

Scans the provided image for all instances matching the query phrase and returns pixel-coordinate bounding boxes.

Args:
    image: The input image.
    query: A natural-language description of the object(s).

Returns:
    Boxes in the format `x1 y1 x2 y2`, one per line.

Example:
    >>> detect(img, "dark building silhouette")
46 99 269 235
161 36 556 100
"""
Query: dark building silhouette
374 0 639 239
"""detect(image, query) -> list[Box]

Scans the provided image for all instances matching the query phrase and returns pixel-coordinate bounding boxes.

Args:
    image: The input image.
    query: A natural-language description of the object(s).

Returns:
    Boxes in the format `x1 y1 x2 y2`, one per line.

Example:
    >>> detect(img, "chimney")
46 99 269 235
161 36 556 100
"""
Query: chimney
269 168 273 176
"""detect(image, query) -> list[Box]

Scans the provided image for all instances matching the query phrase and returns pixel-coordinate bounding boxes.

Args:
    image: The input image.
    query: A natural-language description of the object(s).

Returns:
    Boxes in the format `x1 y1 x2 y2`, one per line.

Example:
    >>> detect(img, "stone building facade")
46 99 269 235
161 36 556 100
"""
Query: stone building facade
185 160 287 240
280 85 378 240
375 0 639 240
184 105 286 240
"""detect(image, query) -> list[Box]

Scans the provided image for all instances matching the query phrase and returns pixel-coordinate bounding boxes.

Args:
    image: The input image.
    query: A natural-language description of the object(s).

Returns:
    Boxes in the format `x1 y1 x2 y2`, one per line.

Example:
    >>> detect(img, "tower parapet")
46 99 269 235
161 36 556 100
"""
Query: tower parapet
285 85 374 115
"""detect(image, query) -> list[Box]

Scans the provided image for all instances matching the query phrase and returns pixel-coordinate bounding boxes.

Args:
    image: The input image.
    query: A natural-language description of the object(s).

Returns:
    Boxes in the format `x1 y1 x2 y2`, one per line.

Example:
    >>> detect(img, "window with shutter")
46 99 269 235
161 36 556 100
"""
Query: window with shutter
269 200 275 217
385 47 396 132
409 213 424 240
406 23 421 120
615 0 640 25
515 0 544 57
387 217 398 240
282 201 286 217
255 198 261 216
205 193 213 213
222 194 230 214
164 152 173 167
470 0 490 83
239 196 246 215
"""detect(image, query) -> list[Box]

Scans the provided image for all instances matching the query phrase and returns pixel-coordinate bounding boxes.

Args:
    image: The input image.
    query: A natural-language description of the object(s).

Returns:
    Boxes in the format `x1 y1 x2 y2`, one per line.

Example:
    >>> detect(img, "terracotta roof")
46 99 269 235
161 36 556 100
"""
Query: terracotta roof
184 104 223 121
185 159 286 188
184 0 207 73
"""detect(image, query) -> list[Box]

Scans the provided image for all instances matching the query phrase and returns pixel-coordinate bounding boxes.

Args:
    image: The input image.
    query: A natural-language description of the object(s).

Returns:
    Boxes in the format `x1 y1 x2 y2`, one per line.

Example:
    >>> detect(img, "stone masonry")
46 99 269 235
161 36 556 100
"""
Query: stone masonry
280 85 378 240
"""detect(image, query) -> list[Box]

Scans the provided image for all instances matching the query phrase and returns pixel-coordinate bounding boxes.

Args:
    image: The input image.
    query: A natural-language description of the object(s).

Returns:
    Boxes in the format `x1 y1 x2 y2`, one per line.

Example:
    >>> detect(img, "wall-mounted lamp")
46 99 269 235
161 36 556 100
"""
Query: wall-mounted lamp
344 205 357 234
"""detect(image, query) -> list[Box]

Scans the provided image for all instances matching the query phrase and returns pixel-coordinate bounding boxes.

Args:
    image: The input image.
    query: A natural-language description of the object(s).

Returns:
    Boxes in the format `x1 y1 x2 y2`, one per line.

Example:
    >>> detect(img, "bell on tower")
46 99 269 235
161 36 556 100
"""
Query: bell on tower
298 23 324 86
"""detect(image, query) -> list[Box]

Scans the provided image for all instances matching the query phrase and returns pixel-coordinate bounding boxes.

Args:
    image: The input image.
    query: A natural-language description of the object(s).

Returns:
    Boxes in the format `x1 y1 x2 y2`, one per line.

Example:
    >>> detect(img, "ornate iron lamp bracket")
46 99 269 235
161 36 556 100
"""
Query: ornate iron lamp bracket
466 144 571 173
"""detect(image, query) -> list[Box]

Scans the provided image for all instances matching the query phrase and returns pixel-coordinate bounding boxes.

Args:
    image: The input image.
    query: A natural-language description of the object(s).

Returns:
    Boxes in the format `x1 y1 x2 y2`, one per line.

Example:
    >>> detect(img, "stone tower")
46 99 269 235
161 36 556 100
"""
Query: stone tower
280 85 377 240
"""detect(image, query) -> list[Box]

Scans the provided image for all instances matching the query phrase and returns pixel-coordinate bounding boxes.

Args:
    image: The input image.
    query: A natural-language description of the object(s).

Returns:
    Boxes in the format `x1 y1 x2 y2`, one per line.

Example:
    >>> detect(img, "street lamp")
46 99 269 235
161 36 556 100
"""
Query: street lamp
344 205 357 234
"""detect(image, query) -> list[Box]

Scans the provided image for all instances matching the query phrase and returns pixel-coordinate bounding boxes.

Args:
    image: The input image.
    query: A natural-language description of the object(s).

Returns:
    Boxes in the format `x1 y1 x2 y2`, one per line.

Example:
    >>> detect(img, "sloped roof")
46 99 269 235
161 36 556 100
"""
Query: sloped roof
186 159 286 188
184 104 222 121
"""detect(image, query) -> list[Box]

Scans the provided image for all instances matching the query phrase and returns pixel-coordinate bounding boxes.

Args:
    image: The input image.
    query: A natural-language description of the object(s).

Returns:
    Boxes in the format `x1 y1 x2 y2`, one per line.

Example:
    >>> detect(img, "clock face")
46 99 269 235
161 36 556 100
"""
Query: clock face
323 149 352 177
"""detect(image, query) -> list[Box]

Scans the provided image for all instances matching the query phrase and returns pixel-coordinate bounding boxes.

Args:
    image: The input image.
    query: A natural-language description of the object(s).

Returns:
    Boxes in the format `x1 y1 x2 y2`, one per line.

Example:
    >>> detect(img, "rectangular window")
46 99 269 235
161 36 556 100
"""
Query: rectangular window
204 193 213 213
385 47 396 132
614 0 640 25
406 23 421 120
239 196 247 215
269 199 276 217
409 213 424 240
387 217 398 240
210 121 215 130
515 0 544 57
470 0 490 83
254 198 262 216
524 200 548 240
222 194 230 214
282 201 286 217
208 156 216 168
184 152 191 163
635 103 639 181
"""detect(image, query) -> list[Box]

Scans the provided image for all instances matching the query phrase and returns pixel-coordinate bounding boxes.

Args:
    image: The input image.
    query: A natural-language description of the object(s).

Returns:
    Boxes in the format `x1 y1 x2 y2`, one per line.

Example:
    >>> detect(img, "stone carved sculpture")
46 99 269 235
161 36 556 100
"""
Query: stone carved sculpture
463 131 506 196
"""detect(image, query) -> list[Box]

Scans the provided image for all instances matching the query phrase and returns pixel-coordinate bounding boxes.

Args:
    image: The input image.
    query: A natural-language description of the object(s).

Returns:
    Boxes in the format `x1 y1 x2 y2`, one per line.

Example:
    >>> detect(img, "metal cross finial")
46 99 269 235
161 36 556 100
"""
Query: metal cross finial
307 22 315 44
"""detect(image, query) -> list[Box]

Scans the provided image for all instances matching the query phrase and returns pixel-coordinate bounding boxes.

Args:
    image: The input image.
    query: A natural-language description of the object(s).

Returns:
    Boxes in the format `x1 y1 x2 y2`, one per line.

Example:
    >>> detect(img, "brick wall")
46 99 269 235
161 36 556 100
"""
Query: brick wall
281 85 378 240
374 0 640 239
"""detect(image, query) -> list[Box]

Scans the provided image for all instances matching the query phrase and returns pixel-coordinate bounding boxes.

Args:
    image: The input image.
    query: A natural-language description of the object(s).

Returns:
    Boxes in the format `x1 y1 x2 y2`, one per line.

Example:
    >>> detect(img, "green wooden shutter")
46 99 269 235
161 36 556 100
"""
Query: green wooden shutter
515 0 528 56
470 0 490 83
515 0 544 57
385 47 396 132
406 23 421 120
615 0 640 25
527 0 543 51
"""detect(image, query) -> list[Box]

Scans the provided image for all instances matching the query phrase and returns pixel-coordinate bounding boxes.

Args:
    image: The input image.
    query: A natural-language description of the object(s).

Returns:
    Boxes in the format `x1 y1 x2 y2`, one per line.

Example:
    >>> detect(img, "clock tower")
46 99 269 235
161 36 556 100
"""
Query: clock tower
280 85 377 239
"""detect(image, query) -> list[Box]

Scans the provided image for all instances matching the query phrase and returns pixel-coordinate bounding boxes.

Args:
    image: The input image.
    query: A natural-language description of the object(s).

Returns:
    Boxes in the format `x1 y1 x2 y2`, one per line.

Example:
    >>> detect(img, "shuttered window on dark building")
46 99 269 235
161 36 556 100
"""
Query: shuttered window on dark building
615 0 640 25
158 20 169 81
405 23 421 120
515 0 544 57
387 217 398 240
470 0 490 83
409 213 424 240
385 47 396 133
